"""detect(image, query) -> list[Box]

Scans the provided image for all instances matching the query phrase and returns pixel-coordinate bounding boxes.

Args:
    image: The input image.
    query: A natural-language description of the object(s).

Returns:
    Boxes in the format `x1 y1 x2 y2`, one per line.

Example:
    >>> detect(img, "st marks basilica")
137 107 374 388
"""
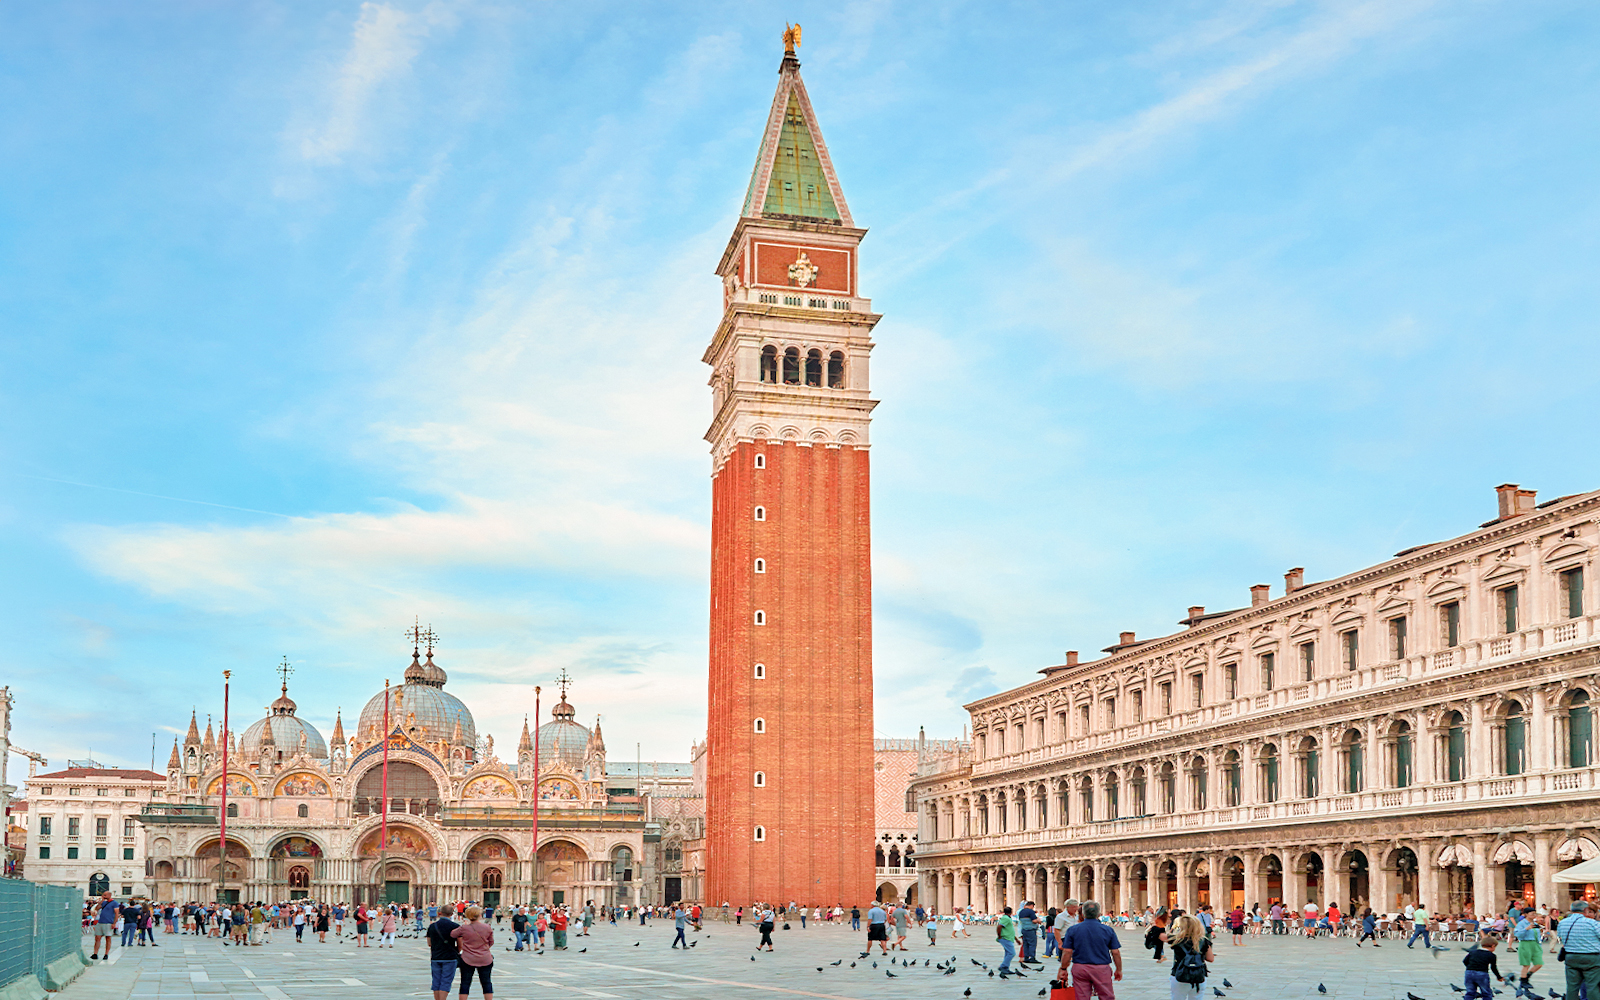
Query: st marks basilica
139 635 700 909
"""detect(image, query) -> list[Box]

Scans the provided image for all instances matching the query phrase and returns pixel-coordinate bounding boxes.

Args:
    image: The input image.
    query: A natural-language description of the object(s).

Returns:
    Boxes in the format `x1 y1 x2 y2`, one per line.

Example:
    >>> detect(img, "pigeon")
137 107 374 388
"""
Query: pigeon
850 963 857 968
1452 988 1464 994
942 967 956 976
891 957 897 964
887 971 898 978
830 960 842 966
1223 981 1234 989
690 941 697 948
1319 987 1328 995
1038 991 1047 997
751 956 756 962
989 971 995 978
579 948 586 954
817 968 824 973
972 959 984 967
1014 970 1028 978
873 962 879 969
862 952 872 959
1407 994 1428 1000
1214 990 1227 998
633 942 640 947
964 991 973 998
1550 993 1564 1000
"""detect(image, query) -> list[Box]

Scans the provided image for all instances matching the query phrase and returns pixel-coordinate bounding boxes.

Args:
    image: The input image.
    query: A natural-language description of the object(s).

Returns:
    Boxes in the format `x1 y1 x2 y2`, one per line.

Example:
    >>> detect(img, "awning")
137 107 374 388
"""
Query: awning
1554 857 1600 884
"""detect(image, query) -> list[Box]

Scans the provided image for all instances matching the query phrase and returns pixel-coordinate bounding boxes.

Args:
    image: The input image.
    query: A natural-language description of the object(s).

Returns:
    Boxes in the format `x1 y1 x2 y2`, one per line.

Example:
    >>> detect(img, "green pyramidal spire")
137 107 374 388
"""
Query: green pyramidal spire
740 49 852 226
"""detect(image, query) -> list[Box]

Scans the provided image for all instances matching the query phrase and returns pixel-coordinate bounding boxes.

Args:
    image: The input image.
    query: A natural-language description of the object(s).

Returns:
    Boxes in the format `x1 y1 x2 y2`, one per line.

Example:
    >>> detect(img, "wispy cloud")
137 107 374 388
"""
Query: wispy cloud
296 2 455 165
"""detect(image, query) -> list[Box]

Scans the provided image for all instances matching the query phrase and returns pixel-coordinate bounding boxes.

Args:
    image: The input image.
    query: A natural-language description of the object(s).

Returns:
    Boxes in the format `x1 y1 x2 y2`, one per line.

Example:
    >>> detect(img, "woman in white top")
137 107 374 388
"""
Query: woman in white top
952 908 967 938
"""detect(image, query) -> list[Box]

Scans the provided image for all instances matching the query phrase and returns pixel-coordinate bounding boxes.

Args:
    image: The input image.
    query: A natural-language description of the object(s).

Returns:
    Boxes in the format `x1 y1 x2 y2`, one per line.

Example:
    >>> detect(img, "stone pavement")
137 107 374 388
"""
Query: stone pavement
54 920 1561 1000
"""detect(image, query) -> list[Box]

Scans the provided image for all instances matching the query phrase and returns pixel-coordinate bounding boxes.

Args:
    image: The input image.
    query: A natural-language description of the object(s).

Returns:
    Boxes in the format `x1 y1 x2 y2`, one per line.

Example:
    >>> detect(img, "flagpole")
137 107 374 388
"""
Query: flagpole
380 677 390 902
532 685 540 904
218 670 231 903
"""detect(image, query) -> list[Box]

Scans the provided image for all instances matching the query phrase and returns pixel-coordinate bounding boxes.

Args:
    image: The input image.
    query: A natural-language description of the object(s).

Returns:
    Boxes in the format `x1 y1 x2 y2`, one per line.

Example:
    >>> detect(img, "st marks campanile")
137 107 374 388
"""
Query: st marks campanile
703 34 879 907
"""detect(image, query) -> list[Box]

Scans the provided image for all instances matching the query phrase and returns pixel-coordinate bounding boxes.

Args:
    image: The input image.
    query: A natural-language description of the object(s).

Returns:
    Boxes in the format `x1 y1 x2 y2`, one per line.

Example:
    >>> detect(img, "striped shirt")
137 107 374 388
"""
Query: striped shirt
1558 914 1600 954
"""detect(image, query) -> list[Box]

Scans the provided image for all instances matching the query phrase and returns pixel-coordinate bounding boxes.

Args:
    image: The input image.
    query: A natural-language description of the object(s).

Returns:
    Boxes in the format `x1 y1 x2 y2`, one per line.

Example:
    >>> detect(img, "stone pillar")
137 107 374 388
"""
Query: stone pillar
1207 853 1226 910
1243 850 1265 910
1371 844 1396 913
1531 688 1552 773
1414 840 1440 913
1098 864 1116 913
1470 700 1489 780
1471 839 1492 918
1178 861 1197 913
1534 834 1555 910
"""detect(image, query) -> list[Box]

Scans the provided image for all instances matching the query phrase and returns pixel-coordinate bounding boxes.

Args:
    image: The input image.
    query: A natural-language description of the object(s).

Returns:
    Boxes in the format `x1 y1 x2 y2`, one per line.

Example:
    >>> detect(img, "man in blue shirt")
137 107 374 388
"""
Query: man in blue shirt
1558 902 1600 1000
1059 900 1122 1000
1513 907 1543 995
867 903 889 954
1018 901 1039 963
91 893 119 960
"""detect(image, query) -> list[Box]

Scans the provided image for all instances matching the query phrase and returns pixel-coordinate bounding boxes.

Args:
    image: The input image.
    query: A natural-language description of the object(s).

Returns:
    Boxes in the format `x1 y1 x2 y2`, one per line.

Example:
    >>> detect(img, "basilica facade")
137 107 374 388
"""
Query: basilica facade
911 484 1600 918
140 647 691 908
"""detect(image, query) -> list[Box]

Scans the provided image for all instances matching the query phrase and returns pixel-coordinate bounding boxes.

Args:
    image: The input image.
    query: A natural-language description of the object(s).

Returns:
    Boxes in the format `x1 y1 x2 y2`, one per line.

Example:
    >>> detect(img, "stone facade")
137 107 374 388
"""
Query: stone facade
703 42 879 907
911 484 1600 919
24 767 166 897
115 647 682 907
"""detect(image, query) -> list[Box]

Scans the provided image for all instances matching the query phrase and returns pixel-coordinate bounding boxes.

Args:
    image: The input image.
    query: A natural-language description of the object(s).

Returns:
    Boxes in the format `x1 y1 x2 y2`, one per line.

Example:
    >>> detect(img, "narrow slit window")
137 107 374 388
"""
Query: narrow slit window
753 718 766 734
753 826 766 842
753 662 766 679
753 506 765 521
753 771 766 787
753 610 766 626
754 558 766 573
754 453 766 469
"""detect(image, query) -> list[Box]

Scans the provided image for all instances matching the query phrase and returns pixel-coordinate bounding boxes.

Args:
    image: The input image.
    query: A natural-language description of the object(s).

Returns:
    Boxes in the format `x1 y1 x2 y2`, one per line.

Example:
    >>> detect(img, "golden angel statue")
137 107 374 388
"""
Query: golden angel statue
783 23 801 53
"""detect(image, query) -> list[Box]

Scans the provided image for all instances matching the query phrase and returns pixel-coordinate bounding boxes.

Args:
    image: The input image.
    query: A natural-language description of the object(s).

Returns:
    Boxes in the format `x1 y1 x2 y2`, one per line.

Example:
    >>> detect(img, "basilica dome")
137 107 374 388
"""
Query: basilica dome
240 684 328 758
537 698 591 767
357 651 476 747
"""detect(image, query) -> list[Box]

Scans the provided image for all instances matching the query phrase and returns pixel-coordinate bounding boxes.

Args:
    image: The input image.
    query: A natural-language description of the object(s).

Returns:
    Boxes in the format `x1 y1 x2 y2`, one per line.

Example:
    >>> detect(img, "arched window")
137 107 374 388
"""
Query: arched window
1569 693 1593 768
754 558 766 573
1503 701 1527 775
753 506 766 521
753 718 766 734
1299 737 1320 798
1260 744 1279 803
1159 763 1176 814
226 802 238 818
1444 711 1467 781
753 610 766 626
1223 751 1242 807
753 771 766 787
805 349 823 387
481 867 502 889
1341 729 1364 793
754 453 766 469
753 662 766 679
760 346 778 383
296 803 308 818
782 347 800 384
828 351 845 388
88 873 110 896
977 794 990 835
1129 767 1147 816
1078 778 1094 823
611 846 634 880
995 791 1008 833
753 826 766 842
1188 756 1208 810
288 865 310 889
1391 722 1414 788
875 845 887 867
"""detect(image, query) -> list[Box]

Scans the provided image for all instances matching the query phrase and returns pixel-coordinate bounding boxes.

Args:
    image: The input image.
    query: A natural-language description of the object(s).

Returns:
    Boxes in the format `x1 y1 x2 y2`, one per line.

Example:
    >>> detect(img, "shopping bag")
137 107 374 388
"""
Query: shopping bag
1048 978 1076 1000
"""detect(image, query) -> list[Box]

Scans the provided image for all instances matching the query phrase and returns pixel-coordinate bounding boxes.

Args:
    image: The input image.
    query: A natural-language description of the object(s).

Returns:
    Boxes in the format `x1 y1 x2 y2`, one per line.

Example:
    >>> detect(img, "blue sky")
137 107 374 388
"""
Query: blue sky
4 1 1599 769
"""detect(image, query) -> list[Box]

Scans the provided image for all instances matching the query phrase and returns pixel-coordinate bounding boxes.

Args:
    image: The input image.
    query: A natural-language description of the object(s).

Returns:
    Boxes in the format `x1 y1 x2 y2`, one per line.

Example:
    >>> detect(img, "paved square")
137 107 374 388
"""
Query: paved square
57 921 1561 1000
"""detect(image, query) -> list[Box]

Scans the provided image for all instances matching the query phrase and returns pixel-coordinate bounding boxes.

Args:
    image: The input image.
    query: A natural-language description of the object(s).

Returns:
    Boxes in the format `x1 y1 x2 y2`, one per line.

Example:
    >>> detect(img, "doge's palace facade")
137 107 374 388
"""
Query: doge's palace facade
912 484 1600 918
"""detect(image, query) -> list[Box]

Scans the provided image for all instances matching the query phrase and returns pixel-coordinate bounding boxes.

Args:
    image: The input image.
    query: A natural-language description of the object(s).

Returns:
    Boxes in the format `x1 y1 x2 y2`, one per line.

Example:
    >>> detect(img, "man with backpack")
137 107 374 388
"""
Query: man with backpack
1059 900 1123 1000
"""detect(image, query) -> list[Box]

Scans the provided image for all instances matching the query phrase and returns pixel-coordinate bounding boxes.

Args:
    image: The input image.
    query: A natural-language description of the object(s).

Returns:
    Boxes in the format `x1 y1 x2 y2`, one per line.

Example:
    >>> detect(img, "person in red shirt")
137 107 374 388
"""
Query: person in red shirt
691 904 702 931
551 908 570 950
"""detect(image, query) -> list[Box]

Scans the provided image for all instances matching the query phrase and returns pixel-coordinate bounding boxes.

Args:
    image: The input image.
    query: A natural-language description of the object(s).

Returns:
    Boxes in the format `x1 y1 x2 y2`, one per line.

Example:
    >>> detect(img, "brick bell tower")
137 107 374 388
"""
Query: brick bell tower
703 29 879 908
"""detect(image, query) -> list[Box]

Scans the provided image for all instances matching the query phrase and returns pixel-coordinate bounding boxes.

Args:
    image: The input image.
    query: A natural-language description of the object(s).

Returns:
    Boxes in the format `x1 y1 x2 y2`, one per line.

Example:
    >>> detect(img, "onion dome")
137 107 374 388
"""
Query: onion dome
358 650 475 747
537 696 591 768
240 678 328 758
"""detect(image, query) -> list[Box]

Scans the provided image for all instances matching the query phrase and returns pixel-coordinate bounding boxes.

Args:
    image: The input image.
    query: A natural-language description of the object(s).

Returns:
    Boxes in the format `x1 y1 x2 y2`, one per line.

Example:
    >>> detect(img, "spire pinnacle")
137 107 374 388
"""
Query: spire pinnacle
740 33 852 226
330 709 345 745
167 738 181 769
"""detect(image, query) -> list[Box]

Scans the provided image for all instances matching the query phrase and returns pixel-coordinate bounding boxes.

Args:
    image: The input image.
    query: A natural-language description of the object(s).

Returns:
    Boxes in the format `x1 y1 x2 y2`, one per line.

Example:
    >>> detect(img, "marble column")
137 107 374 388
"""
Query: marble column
1471 839 1493 918
1534 834 1556 910
1371 844 1396 913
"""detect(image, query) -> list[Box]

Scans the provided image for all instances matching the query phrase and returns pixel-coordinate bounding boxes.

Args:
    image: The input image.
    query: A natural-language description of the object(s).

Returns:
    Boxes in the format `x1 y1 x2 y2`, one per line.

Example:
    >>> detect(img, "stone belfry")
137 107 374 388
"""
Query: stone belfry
703 25 878 907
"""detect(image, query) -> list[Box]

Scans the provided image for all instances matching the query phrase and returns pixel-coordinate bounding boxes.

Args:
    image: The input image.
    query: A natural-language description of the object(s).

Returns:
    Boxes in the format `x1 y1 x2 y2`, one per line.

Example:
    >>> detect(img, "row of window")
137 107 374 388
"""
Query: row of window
944 696 1596 834
38 846 133 860
980 577 1588 754
758 346 846 387
36 787 138 797
755 293 851 310
38 817 135 837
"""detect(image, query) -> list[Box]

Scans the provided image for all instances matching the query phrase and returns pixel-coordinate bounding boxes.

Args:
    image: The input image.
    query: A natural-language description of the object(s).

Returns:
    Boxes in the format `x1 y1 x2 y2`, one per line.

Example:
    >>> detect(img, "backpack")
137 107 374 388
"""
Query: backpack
1173 943 1207 985
1143 925 1161 949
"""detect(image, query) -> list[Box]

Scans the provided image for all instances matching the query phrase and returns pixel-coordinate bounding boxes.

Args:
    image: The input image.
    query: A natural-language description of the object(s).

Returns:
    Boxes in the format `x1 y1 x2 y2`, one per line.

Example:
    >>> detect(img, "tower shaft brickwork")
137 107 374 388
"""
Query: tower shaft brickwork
703 43 879 907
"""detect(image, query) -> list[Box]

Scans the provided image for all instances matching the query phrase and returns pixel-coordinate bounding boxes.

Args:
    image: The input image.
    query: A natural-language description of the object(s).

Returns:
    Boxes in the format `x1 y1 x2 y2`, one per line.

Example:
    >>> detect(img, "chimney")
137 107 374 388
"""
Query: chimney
1064 651 1079 667
1285 567 1304 593
1496 483 1537 520
1187 606 1206 621
1119 631 1136 646
1251 584 1271 607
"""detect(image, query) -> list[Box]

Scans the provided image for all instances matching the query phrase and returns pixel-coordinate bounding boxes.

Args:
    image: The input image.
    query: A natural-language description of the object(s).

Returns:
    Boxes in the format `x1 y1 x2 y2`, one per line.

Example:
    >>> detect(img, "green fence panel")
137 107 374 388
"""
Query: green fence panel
0 879 85 990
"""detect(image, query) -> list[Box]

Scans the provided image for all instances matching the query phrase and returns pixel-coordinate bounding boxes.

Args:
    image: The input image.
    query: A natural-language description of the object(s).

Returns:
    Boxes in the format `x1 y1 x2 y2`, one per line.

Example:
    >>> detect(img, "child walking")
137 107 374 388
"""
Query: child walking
1463 934 1505 1000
